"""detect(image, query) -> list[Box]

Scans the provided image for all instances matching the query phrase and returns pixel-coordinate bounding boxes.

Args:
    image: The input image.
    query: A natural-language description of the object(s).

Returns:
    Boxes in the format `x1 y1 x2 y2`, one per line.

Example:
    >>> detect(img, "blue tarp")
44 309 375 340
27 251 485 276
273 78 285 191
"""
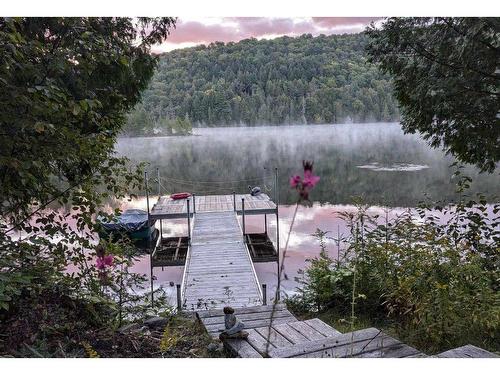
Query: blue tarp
98 209 150 232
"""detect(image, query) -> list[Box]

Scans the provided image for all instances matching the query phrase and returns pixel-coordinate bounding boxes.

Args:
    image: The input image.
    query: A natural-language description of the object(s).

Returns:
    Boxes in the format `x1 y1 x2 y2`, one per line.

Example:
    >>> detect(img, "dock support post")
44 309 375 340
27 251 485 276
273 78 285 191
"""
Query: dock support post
241 198 246 243
176 284 182 311
262 284 267 305
145 171 151 225
264 214 267 235
156 168 163 242
275 167 280 301
187 198 191 244
192 193 196 213
233 191 236 211
156 167 161 196
145 171 154 307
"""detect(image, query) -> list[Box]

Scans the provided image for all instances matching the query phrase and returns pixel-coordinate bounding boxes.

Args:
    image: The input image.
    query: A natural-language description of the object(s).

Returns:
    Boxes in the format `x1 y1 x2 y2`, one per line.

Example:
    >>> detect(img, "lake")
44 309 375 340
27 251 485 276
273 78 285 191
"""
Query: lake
115 123 500 304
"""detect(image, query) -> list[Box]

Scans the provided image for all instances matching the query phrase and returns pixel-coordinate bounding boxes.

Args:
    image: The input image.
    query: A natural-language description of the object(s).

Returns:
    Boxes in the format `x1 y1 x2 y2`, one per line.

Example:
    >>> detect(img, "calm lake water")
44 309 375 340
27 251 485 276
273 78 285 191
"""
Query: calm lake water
115 123 499 304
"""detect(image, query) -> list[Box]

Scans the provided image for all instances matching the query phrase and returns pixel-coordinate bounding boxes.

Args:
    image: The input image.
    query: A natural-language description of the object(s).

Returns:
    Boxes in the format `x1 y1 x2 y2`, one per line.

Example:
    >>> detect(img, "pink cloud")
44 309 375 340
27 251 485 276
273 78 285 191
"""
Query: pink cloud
232 17 313 36
312 17 382 28
159 17 382 51
165 21 237 44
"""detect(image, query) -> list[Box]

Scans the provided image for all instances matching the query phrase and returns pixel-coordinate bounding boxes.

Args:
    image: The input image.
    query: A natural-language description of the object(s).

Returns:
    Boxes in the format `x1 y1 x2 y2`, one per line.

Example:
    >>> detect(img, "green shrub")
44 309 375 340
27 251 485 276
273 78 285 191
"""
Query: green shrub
289 175 499 353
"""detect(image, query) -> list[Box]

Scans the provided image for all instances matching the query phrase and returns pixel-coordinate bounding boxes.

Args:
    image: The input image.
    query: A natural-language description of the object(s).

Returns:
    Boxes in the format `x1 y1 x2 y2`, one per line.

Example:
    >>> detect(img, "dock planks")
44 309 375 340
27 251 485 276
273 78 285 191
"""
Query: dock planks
435 345 499 358
150 193 276 219
267 327 422 358
181 211 262 310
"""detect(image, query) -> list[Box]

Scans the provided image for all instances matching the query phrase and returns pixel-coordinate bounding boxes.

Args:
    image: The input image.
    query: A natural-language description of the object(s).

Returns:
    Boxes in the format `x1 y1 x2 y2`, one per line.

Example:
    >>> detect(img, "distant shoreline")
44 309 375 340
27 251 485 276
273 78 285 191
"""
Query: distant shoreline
118 121 400 139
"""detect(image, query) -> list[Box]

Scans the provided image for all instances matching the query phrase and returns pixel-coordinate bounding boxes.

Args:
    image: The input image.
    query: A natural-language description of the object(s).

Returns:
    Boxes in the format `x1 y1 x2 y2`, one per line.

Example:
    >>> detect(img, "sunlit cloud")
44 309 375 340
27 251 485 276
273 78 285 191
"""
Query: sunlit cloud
152 17 383 53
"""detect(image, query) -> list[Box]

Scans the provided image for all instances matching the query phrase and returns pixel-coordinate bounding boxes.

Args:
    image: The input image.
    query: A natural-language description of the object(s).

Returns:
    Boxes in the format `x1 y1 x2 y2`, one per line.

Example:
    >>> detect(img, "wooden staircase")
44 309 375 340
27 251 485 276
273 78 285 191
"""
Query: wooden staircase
196 304 498 358
197 304 423 358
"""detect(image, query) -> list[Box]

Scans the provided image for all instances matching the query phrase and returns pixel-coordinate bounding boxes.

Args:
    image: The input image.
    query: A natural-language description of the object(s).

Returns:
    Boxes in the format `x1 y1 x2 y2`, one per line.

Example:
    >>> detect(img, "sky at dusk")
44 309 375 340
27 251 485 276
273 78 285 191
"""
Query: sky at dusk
153 17 383 53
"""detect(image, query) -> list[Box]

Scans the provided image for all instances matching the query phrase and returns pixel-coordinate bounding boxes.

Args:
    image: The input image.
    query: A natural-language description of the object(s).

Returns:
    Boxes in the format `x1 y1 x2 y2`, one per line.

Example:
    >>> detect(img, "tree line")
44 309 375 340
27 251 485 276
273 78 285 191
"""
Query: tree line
123 32 400 133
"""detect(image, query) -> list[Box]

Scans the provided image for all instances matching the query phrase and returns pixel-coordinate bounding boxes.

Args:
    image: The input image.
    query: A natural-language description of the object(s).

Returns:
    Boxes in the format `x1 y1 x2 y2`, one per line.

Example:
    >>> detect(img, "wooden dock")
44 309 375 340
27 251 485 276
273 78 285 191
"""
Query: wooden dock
181 211 262 310
146 193 277 310
182 211 262 310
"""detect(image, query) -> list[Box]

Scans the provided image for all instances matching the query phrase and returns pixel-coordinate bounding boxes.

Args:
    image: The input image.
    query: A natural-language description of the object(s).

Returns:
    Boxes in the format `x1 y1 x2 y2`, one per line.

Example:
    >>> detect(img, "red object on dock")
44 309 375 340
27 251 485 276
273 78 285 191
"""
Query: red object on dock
170 192 191 200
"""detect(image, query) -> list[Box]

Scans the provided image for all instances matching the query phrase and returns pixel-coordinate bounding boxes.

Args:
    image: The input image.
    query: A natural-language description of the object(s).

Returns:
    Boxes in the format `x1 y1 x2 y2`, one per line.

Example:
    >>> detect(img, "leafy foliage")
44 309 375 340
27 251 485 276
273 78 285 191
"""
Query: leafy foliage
0 17 176 357
366 18 500 172
291 229 354 313
0 17 175 222
124 33 400 132
288 174 500 353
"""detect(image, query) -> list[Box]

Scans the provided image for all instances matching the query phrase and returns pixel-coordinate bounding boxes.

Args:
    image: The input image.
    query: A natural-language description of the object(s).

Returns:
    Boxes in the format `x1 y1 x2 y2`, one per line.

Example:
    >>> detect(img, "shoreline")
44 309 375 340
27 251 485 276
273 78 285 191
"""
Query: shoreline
118 121 401 139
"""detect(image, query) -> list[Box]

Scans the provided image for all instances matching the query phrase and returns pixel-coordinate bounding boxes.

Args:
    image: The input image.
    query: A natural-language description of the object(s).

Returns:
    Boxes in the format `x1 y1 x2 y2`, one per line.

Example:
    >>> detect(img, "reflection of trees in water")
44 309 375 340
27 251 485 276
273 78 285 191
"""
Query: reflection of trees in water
116 124 499 206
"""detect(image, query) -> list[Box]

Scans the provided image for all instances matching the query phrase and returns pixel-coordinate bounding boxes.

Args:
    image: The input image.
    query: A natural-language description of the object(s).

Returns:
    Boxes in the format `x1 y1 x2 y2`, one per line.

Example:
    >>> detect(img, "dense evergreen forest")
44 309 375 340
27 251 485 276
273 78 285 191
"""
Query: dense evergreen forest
123 33 400 134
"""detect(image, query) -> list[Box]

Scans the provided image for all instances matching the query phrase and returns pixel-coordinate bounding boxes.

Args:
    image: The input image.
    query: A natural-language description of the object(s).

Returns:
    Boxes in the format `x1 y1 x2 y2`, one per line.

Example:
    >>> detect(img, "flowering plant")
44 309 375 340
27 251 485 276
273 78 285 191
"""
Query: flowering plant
266 160 320 354
95 244 114 284
289 160 320 202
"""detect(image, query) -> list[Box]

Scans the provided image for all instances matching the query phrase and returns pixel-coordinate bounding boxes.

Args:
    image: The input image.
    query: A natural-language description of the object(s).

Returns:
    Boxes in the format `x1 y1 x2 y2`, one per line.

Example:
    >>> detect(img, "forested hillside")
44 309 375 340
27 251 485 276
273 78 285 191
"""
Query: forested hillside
124 33 400 134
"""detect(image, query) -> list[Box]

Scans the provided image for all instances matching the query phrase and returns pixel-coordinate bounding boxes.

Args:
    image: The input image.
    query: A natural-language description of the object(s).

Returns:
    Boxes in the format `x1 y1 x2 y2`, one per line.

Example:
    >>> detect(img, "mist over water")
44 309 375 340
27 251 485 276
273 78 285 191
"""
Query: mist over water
116 122 499 206
115 123 499 304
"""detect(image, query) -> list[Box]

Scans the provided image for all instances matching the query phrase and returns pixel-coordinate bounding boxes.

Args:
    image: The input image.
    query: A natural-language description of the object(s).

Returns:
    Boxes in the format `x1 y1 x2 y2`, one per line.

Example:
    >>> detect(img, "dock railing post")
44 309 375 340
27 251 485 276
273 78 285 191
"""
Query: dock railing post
275 167 280 301
192 193 196 213
187 198 191 244
262 284 267 305
274 167 279 205
176 284 182 311
156 167 161 196
145 171 154 307
241 198 246 243
145 171 151 225
233 191 236 211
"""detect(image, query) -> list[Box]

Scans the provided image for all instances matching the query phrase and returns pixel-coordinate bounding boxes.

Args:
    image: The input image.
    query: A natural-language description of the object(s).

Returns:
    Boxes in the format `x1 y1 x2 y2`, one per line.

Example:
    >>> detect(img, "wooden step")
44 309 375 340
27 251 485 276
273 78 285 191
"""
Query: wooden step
241 318 343 357
267 327 422 358
211 310 344 357
301 318 342 337
435 345 499 358
197 304 297 338
197 303 288 319
199 305 424 358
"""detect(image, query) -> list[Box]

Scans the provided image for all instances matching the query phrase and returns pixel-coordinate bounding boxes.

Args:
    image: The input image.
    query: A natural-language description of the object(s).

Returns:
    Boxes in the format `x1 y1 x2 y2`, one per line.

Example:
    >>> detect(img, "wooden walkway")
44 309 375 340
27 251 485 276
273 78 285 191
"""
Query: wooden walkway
181 211 262 310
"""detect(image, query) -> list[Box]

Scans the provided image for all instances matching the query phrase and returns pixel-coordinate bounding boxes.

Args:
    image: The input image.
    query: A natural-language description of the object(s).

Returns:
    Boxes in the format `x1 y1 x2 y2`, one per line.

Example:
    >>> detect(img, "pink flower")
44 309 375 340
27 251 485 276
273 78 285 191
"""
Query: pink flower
96 254 114 270
103 255 114 267
290 175 302 188
290 160 320 202
96 257 105 270
303 173 320 188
